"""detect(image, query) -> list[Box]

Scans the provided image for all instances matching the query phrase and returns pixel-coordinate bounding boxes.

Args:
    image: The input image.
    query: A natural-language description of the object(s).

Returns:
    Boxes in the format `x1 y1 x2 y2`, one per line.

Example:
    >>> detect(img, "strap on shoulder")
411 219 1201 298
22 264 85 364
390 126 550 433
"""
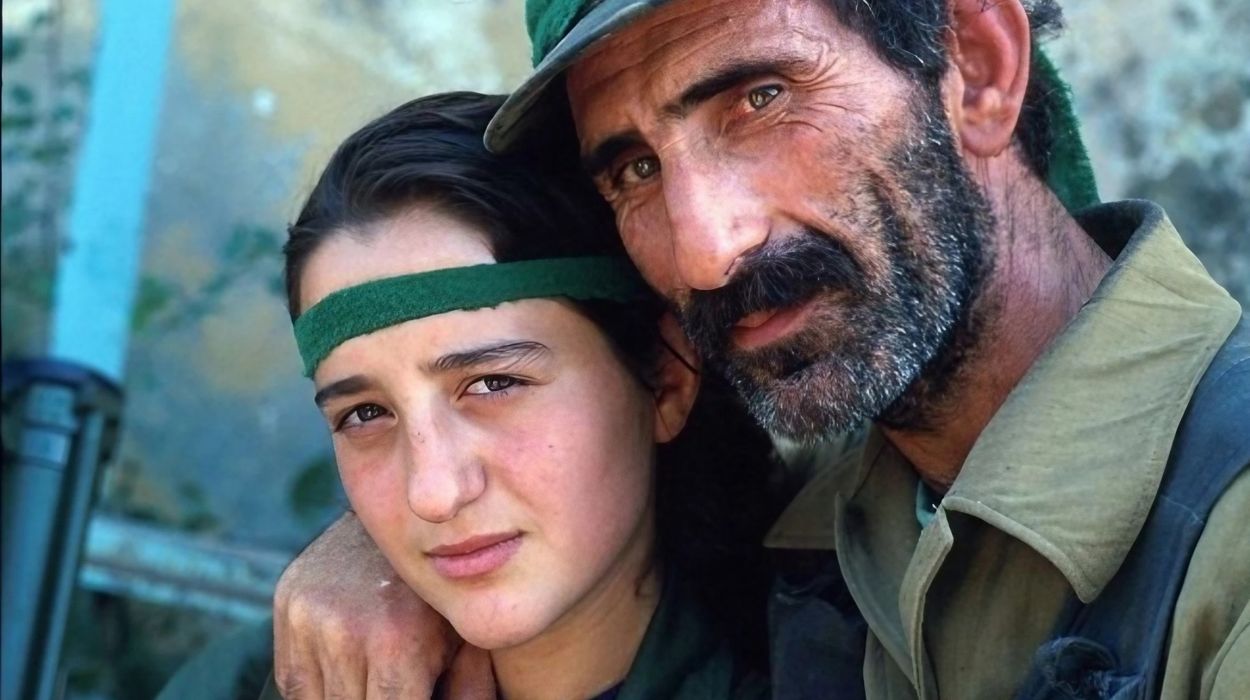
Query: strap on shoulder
1017 314 1250 700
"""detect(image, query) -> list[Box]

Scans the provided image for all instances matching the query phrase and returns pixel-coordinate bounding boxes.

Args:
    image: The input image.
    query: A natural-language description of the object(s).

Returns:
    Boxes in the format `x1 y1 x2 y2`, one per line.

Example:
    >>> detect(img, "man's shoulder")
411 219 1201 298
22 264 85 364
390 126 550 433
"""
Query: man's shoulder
1157 312 1250 697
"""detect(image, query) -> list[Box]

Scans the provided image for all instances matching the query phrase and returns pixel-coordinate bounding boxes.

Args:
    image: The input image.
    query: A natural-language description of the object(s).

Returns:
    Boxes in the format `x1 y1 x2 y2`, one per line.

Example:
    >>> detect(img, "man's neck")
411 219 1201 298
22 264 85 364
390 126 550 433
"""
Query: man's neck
490 534 660 700
883 166 1113 491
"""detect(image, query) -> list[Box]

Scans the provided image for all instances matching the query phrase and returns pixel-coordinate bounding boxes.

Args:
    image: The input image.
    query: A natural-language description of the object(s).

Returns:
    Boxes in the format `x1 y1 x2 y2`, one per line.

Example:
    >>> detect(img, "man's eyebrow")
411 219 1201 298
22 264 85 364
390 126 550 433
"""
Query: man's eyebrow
581 54 812 178
427 341 551 373
582 130 646 179
314 375 375 408
664 56 806 118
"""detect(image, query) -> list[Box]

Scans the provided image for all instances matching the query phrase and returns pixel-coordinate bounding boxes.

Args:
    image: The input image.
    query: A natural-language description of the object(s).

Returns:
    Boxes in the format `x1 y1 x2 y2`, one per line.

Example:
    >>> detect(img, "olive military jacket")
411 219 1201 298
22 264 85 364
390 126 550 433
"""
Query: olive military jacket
766 200 1249 699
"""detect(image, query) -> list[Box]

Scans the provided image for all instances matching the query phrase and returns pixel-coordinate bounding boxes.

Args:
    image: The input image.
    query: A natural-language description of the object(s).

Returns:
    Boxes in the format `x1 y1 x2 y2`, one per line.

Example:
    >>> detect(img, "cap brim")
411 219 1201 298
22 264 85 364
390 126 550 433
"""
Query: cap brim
485 0 670 153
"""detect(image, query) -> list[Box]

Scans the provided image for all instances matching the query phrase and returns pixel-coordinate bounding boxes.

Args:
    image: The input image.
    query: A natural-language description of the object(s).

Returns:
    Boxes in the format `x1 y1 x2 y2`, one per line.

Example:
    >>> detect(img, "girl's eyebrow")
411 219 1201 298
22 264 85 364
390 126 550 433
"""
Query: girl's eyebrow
312 342 551 408
314 375 376 407
427 341 551 374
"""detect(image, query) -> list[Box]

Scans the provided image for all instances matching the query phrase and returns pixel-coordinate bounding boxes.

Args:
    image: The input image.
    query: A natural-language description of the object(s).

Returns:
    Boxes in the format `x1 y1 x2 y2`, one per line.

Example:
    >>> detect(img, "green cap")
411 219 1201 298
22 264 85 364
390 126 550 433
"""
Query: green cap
490 0 1098 213
526 0 611 66
486 0 667 152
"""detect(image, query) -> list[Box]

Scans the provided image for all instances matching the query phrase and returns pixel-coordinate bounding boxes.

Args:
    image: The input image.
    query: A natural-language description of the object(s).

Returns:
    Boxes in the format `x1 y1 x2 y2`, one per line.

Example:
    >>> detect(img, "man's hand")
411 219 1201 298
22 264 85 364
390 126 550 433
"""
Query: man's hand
273 512 492 699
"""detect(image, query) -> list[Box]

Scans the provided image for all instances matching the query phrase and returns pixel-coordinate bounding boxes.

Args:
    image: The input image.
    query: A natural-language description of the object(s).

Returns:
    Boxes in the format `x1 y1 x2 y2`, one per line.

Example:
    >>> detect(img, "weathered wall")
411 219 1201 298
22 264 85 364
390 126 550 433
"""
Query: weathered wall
1056 0 1249 303
106 0 534 550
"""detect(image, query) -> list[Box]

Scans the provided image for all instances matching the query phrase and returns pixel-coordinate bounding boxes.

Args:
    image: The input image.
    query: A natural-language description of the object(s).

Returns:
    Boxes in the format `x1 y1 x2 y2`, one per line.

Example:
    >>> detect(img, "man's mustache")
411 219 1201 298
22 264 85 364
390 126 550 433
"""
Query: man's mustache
679 230 864 358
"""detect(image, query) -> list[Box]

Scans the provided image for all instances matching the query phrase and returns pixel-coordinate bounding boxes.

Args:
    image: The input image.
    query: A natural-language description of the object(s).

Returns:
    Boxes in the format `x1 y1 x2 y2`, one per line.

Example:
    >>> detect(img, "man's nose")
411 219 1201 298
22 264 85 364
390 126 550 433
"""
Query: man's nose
662 159 769 290
402 420 486 524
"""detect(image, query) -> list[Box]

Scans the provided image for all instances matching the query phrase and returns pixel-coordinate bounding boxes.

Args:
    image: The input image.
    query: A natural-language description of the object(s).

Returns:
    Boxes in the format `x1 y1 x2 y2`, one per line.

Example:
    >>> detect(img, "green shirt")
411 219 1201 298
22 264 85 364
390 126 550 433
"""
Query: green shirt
614 568 767 700
242 567 766 699
765 200 1249 699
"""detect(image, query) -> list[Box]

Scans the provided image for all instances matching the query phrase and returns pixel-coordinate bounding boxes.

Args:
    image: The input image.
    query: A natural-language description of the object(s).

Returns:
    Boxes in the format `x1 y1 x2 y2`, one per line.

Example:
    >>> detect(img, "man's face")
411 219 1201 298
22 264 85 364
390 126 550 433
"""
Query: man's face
566 0 996 439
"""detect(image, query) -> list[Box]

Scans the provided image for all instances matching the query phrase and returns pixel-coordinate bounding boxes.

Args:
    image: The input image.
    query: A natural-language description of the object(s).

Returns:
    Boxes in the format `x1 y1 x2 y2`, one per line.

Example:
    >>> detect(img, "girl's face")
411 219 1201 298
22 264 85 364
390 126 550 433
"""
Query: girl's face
299 206 671 649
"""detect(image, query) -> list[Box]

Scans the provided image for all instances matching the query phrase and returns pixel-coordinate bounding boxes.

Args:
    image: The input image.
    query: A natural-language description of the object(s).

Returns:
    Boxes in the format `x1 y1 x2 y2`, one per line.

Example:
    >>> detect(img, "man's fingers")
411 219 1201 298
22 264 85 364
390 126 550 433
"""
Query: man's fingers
438 645 496 700
365 665 432 700
274 594 327 699
314 614 369 700
274 638 325 700
361 624 439 700
271 513 463 699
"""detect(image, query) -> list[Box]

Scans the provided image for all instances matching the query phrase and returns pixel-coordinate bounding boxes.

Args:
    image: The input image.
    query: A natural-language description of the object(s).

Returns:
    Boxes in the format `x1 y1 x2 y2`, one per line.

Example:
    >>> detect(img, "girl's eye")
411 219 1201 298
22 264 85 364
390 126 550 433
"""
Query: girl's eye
338 403 389 430
747 84 782 110
464 375 521 396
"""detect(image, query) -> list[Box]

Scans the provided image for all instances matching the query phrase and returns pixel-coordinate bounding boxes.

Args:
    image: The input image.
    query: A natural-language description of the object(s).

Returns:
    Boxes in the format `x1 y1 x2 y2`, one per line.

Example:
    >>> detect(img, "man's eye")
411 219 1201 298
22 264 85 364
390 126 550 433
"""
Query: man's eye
338 403 389 429
617 155 660 185
747 84 782 110
632 156 660 179
465 375 520 395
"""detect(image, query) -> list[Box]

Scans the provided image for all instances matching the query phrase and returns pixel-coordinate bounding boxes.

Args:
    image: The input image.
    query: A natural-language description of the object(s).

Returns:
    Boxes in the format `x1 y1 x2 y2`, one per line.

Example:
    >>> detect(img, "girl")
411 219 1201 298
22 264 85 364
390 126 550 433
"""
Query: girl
271 92 777 699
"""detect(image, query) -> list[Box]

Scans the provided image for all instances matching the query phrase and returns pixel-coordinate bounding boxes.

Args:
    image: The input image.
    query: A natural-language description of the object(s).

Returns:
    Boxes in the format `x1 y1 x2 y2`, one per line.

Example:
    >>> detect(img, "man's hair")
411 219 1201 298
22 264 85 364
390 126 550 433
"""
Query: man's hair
825 0 1065 180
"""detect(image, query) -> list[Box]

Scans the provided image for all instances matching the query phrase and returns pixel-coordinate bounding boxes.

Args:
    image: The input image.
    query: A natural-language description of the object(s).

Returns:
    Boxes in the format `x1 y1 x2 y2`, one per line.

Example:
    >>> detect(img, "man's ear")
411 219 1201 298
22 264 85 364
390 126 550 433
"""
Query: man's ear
652 313 701 445
943 0 1032 159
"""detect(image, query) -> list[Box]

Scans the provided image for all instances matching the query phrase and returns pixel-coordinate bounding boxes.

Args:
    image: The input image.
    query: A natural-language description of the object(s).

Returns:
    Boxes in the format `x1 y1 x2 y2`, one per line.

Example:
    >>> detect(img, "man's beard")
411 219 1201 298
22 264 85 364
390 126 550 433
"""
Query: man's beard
677 91 997 441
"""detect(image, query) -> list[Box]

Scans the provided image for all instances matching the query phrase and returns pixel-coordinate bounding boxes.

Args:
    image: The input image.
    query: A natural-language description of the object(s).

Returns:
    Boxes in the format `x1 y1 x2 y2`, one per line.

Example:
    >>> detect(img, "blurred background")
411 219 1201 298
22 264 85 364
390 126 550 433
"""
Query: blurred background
1 0 1246 697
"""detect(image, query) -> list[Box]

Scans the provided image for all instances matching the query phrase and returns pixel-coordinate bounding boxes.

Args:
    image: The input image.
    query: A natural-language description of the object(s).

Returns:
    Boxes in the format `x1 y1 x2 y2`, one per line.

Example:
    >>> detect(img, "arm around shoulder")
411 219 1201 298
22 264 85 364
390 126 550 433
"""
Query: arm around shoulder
271 511 463 699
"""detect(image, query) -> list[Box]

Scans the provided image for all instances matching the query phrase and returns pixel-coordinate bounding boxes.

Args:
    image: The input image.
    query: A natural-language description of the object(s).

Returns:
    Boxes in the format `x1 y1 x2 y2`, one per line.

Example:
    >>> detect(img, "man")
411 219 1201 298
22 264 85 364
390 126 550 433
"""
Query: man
271 0 1249 697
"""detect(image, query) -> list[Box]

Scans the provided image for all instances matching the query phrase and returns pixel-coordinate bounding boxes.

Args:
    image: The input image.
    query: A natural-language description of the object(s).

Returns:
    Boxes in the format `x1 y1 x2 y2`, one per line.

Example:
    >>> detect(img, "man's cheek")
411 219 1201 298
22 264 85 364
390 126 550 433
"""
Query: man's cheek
618 205 678 289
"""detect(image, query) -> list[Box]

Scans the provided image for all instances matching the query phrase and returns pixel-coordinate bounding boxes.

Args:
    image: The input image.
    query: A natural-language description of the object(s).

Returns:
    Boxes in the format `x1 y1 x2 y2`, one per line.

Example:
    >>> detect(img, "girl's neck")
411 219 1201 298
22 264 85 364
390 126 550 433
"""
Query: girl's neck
490 534 661 700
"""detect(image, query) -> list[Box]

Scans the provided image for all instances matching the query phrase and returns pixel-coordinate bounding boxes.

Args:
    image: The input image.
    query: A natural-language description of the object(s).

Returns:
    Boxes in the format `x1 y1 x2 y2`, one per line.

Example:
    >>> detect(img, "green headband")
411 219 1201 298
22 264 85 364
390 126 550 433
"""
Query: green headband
294 256 650 377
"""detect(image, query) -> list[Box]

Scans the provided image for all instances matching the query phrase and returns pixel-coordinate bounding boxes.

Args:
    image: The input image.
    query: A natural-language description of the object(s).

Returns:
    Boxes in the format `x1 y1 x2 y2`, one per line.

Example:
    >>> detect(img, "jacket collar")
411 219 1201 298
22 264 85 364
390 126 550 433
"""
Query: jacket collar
766 201 1241 603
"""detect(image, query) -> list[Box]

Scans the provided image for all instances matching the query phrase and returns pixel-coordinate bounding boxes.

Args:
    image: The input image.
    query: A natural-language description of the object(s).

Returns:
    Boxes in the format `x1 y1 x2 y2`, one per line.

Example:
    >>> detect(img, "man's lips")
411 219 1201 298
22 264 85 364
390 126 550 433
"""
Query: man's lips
427 532 522 579
730 299 816 351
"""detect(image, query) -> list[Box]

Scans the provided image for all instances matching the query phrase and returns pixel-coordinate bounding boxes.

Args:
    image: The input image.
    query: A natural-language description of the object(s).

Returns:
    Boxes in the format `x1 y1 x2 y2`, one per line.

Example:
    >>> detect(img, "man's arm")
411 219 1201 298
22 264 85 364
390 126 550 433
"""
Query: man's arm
1208 611 1249 700
272 511 484 699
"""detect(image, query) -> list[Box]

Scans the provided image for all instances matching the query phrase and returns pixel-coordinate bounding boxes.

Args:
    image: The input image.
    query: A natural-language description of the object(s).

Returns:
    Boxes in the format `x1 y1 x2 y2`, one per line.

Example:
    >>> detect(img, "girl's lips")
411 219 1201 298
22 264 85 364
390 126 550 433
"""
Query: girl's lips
730 299 816 351
427 533 523 579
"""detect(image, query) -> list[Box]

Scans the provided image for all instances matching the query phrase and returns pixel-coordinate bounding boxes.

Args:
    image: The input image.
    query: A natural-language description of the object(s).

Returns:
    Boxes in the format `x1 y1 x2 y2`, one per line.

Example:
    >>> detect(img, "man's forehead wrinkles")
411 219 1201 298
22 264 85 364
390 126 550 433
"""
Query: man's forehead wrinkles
569 0 828 157
605 0 746 50
577 6 743 93
574 0 755 83
636 0 746 47
656 129 692 156
659 30 735 78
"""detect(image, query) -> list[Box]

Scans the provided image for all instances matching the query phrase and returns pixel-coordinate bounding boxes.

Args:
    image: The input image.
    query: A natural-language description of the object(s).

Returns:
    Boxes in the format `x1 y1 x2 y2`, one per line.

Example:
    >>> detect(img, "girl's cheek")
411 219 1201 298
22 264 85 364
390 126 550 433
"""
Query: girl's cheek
339 450 404 516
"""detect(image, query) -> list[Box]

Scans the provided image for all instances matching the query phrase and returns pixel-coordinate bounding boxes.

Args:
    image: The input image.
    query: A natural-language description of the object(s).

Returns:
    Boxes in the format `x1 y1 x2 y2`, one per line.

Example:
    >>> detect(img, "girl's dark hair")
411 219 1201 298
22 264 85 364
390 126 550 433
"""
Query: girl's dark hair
284 91 627 319
285 92 780 669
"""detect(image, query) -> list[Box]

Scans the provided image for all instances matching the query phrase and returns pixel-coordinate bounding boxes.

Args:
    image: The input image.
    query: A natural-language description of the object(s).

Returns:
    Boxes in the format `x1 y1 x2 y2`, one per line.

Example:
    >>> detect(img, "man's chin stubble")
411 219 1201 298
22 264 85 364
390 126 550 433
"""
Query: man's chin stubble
717 316 926 441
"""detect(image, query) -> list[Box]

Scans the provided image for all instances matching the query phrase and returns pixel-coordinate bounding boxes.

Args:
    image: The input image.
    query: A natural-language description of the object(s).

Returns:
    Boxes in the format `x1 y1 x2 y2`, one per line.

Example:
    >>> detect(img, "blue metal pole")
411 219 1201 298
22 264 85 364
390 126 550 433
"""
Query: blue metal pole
49 0 176 379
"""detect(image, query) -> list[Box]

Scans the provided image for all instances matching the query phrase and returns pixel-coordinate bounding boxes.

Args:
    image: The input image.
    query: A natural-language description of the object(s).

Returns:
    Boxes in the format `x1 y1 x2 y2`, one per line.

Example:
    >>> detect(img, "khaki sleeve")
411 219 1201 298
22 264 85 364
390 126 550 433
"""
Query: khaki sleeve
1208 603 1250 700
1162 471 1250 699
